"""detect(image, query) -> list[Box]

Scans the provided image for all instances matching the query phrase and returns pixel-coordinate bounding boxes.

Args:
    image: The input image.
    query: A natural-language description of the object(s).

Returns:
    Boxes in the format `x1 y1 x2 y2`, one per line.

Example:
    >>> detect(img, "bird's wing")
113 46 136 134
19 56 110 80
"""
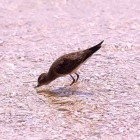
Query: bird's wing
51 50 92 75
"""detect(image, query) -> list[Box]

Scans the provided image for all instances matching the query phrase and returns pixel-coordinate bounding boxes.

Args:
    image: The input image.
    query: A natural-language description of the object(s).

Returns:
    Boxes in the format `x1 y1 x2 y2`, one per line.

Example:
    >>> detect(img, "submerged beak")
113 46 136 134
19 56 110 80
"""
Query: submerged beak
34 84 40 88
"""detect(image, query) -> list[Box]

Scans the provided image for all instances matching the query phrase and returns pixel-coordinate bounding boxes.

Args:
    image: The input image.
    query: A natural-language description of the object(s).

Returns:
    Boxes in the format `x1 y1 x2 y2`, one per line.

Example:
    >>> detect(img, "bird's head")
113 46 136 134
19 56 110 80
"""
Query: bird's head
35 71 57 88
36 73 48 88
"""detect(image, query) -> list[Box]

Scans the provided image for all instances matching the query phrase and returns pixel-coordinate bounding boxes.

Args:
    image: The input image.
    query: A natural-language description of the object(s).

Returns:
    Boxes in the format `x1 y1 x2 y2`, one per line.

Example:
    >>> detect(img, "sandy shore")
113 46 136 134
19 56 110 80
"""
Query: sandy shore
0 0 140 139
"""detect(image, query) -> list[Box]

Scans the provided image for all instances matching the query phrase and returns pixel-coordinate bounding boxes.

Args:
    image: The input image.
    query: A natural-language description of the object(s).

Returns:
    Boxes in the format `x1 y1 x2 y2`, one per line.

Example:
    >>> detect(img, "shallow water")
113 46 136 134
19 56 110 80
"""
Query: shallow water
0 0 140 139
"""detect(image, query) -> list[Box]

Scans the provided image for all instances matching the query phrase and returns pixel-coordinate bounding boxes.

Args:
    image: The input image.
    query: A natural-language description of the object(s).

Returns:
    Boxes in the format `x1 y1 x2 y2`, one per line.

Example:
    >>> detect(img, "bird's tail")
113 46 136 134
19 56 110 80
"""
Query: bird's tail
88 40 104 53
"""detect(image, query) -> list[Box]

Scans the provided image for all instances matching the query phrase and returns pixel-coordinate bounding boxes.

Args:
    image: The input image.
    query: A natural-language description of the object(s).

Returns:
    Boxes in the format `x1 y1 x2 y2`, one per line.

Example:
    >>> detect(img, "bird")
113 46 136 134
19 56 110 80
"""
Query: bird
36 40 104 87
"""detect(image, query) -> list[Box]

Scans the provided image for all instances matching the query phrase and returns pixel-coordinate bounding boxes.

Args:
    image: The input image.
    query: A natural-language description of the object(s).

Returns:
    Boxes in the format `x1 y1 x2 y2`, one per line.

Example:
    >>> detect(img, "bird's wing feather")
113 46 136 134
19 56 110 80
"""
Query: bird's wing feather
51 50 92 75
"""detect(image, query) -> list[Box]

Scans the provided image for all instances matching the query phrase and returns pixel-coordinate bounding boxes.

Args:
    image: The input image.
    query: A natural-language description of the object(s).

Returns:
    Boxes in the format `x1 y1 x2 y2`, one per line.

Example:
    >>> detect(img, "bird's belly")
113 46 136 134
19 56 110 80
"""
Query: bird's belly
70 65 81 73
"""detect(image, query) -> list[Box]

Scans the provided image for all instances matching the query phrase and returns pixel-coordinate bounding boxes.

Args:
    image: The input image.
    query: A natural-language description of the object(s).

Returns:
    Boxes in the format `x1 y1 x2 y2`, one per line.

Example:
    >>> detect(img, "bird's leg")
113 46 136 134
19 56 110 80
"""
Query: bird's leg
75 73 79 82
70 74 76 86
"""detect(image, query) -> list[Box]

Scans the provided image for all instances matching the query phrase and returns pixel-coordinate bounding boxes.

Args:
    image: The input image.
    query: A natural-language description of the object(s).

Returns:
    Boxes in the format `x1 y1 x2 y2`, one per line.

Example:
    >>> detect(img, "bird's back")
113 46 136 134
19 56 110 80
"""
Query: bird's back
49 41 104 75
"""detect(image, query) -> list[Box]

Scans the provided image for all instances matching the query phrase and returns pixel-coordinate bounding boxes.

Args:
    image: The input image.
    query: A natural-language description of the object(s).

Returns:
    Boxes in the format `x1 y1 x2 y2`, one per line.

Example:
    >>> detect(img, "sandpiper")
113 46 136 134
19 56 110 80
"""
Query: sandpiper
36 40 104 87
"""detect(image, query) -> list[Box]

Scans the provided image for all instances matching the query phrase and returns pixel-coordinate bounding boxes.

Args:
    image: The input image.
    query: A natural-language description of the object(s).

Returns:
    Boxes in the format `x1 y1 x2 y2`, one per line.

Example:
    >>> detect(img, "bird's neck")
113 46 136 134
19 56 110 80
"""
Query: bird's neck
45 72 57 84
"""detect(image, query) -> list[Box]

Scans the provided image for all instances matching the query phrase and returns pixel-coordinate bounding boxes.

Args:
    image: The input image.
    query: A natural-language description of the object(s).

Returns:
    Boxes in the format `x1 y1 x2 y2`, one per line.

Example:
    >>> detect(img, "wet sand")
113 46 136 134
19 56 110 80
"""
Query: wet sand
0 0 140 139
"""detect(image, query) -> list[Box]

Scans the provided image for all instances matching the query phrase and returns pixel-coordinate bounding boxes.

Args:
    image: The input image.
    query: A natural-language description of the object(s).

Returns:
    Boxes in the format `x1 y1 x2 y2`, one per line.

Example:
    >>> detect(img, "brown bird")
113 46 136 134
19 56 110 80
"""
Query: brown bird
36 40 104 87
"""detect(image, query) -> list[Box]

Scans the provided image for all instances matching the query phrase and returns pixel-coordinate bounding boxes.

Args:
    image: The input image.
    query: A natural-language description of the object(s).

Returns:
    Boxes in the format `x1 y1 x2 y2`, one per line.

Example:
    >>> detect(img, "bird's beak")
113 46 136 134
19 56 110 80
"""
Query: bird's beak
34 84 40 88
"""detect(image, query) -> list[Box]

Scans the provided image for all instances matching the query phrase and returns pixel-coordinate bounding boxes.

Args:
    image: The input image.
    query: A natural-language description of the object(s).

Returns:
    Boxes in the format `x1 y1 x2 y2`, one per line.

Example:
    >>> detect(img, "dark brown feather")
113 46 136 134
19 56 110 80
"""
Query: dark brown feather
49 50 93 75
